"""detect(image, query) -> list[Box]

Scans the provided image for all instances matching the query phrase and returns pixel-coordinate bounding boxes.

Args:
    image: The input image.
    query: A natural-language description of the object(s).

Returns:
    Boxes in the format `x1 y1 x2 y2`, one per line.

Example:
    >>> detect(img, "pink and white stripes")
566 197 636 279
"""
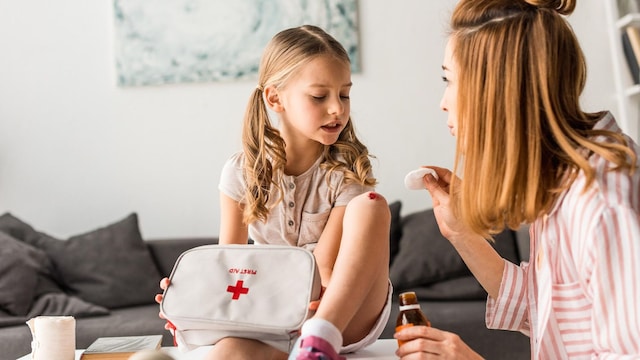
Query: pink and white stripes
486 113 640 359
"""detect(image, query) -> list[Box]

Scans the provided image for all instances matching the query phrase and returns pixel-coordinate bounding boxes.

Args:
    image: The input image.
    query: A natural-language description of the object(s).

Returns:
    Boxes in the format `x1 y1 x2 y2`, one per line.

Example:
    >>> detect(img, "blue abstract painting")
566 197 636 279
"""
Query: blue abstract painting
113 0 360 86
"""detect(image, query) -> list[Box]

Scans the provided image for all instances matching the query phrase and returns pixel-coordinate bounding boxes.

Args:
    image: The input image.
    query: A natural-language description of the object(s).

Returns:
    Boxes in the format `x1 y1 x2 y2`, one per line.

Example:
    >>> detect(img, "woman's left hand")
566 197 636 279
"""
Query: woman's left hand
394 325 484 360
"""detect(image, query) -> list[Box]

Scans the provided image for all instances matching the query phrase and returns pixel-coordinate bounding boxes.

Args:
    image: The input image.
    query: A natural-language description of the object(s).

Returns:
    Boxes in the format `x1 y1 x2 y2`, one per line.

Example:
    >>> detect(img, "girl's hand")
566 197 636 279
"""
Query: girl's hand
154 277 170 305
155 277 172 330
308 286 326 311
394 325 483 360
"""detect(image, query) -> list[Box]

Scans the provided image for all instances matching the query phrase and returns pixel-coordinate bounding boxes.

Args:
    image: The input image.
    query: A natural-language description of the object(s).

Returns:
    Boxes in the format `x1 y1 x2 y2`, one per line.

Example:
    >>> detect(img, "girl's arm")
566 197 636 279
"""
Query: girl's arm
311 206 346 287
219 192 249 245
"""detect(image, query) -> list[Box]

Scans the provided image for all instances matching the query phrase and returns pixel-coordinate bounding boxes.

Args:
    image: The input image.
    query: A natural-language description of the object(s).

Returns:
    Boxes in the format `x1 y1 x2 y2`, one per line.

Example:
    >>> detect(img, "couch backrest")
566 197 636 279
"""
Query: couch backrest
146 238 219 276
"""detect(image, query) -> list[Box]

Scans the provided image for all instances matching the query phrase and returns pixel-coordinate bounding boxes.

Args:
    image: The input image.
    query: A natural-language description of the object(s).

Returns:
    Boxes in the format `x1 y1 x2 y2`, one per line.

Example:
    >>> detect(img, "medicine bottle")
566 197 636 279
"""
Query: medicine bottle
395 291 430 346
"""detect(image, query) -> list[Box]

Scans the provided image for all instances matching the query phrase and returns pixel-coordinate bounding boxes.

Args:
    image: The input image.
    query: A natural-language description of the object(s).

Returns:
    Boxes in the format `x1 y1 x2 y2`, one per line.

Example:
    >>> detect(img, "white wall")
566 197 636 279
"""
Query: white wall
0 1 615 239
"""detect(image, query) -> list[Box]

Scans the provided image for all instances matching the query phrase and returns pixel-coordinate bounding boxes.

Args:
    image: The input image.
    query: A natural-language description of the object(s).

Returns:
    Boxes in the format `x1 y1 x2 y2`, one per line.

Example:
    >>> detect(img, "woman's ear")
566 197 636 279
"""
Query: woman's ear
264 85 284 112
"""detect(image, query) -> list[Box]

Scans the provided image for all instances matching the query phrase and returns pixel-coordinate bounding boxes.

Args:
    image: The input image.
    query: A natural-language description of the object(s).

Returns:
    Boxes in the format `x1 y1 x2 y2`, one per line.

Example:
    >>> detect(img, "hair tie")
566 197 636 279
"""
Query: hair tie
256 84 264 91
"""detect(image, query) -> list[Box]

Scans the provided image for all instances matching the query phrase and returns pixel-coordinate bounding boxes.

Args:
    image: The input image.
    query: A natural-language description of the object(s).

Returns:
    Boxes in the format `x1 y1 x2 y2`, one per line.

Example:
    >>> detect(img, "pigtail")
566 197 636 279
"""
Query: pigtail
241 87 286 224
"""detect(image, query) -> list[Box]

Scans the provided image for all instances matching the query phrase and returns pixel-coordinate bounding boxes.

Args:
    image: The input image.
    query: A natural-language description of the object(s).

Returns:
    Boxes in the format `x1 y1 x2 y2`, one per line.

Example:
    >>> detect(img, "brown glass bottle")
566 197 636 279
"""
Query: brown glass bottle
395 291 431 346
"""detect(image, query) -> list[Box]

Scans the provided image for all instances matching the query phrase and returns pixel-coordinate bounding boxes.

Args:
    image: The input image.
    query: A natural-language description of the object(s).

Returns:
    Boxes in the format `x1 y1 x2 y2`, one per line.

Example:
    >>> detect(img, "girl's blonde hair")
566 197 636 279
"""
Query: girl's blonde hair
449 0 637 238
241 25 375 225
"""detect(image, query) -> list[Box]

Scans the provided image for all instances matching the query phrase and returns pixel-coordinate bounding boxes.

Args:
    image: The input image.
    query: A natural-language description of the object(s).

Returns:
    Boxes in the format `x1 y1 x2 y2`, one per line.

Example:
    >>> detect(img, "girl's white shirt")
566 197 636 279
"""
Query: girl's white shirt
218 152 372 250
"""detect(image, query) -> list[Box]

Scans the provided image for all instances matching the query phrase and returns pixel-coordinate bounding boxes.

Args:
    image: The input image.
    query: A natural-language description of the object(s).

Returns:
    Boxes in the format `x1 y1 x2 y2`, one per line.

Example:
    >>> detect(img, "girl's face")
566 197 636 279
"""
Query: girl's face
272 55 352 148
440 38 458 137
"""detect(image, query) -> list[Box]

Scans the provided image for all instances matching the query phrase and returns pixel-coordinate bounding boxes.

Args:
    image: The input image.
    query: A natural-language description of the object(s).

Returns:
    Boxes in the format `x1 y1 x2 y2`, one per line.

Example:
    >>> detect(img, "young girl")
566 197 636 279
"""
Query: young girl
395 0 640 359
159 25 392 360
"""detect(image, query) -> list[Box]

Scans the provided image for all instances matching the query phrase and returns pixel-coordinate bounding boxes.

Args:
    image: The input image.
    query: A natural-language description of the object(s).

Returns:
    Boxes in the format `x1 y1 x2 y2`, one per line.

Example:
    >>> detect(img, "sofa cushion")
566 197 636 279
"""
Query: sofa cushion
390 209 468 291
0 232 49 315
388 200 402 265
410 276 487 300
146 238 219 276
0 225 110 323
389 208 520 299
0 213 163 309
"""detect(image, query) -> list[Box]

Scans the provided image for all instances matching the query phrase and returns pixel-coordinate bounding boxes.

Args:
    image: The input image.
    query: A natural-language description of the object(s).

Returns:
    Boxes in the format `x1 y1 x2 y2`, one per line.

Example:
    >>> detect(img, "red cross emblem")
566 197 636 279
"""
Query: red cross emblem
226 280 249 300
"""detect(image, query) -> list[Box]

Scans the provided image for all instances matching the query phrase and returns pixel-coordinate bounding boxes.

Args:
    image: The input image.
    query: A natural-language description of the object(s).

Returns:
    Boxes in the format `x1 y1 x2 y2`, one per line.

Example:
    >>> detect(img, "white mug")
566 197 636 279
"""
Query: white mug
26 316 76 360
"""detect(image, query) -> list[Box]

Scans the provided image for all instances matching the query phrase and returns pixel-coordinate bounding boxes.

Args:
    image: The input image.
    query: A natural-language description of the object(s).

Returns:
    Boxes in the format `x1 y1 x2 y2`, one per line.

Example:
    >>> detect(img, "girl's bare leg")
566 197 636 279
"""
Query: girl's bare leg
313 192 391 345
204 337 287 360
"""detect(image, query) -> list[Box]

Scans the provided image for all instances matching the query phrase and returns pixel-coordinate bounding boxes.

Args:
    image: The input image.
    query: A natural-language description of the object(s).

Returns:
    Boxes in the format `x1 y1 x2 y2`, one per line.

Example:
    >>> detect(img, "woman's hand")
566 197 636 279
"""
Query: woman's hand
422 166 473 243
394 325 483 360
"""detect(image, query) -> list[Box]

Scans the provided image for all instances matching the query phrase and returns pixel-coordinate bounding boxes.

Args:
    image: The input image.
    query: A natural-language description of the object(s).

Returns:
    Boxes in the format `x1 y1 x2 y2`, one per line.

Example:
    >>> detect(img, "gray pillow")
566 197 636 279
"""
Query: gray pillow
0 233 49 315
389 208 519 295
390 209 470 290
0 213 163 309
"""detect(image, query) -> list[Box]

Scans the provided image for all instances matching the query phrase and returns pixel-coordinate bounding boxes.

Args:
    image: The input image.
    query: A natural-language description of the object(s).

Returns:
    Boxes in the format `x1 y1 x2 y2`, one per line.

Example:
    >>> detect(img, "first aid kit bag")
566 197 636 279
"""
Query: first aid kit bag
160 244 322 352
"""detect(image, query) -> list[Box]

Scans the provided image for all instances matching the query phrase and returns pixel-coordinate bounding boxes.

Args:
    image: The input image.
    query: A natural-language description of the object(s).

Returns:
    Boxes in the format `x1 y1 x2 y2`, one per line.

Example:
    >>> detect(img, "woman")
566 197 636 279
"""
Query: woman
396 0 640 358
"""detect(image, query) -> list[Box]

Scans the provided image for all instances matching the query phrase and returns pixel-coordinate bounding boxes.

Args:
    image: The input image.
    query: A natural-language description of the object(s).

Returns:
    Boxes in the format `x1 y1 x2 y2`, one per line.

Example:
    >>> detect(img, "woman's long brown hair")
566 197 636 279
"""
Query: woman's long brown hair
449 0 637 238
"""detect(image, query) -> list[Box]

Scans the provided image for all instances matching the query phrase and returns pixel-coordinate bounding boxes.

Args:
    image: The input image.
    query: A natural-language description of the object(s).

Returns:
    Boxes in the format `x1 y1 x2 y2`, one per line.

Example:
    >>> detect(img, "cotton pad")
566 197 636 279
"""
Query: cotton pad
404 168 438 190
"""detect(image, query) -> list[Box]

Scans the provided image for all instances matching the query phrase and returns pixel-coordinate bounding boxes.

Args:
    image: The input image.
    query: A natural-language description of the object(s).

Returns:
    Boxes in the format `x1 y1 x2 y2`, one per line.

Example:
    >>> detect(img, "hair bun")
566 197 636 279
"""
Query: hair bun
524 0 576 15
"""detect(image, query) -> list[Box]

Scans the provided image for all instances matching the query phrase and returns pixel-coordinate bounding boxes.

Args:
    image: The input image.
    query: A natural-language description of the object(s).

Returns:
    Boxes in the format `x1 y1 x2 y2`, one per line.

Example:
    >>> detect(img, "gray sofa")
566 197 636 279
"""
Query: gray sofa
0 203 530 360
0 212 217 359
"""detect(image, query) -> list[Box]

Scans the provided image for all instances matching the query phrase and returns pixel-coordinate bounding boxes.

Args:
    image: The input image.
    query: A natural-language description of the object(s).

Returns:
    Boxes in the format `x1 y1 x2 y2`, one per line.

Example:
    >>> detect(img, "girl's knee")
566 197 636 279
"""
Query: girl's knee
350 191 389 209
345 192 391 225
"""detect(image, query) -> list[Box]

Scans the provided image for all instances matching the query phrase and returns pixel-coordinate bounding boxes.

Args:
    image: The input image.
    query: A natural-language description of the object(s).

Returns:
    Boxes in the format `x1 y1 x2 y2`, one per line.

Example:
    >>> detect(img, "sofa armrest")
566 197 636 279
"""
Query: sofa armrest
146 238 219 276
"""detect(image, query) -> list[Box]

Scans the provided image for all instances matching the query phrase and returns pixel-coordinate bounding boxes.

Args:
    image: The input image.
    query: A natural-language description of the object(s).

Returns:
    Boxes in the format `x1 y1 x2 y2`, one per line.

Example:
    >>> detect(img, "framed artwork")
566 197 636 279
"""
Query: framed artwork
113 0 360 86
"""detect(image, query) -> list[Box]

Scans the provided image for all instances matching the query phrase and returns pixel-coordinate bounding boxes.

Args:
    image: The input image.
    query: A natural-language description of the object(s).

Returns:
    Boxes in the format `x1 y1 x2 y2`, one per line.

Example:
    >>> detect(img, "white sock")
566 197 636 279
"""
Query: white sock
300 318 343 353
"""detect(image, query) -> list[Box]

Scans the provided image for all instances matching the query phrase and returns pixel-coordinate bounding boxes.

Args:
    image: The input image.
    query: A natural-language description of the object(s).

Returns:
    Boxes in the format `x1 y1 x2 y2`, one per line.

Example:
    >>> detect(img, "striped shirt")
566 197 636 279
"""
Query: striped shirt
486 112 640 359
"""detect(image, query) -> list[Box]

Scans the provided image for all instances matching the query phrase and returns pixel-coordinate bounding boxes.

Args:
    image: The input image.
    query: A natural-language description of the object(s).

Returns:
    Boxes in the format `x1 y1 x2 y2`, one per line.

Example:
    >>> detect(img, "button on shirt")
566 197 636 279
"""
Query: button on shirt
218 152 372 250
485 113 640 359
